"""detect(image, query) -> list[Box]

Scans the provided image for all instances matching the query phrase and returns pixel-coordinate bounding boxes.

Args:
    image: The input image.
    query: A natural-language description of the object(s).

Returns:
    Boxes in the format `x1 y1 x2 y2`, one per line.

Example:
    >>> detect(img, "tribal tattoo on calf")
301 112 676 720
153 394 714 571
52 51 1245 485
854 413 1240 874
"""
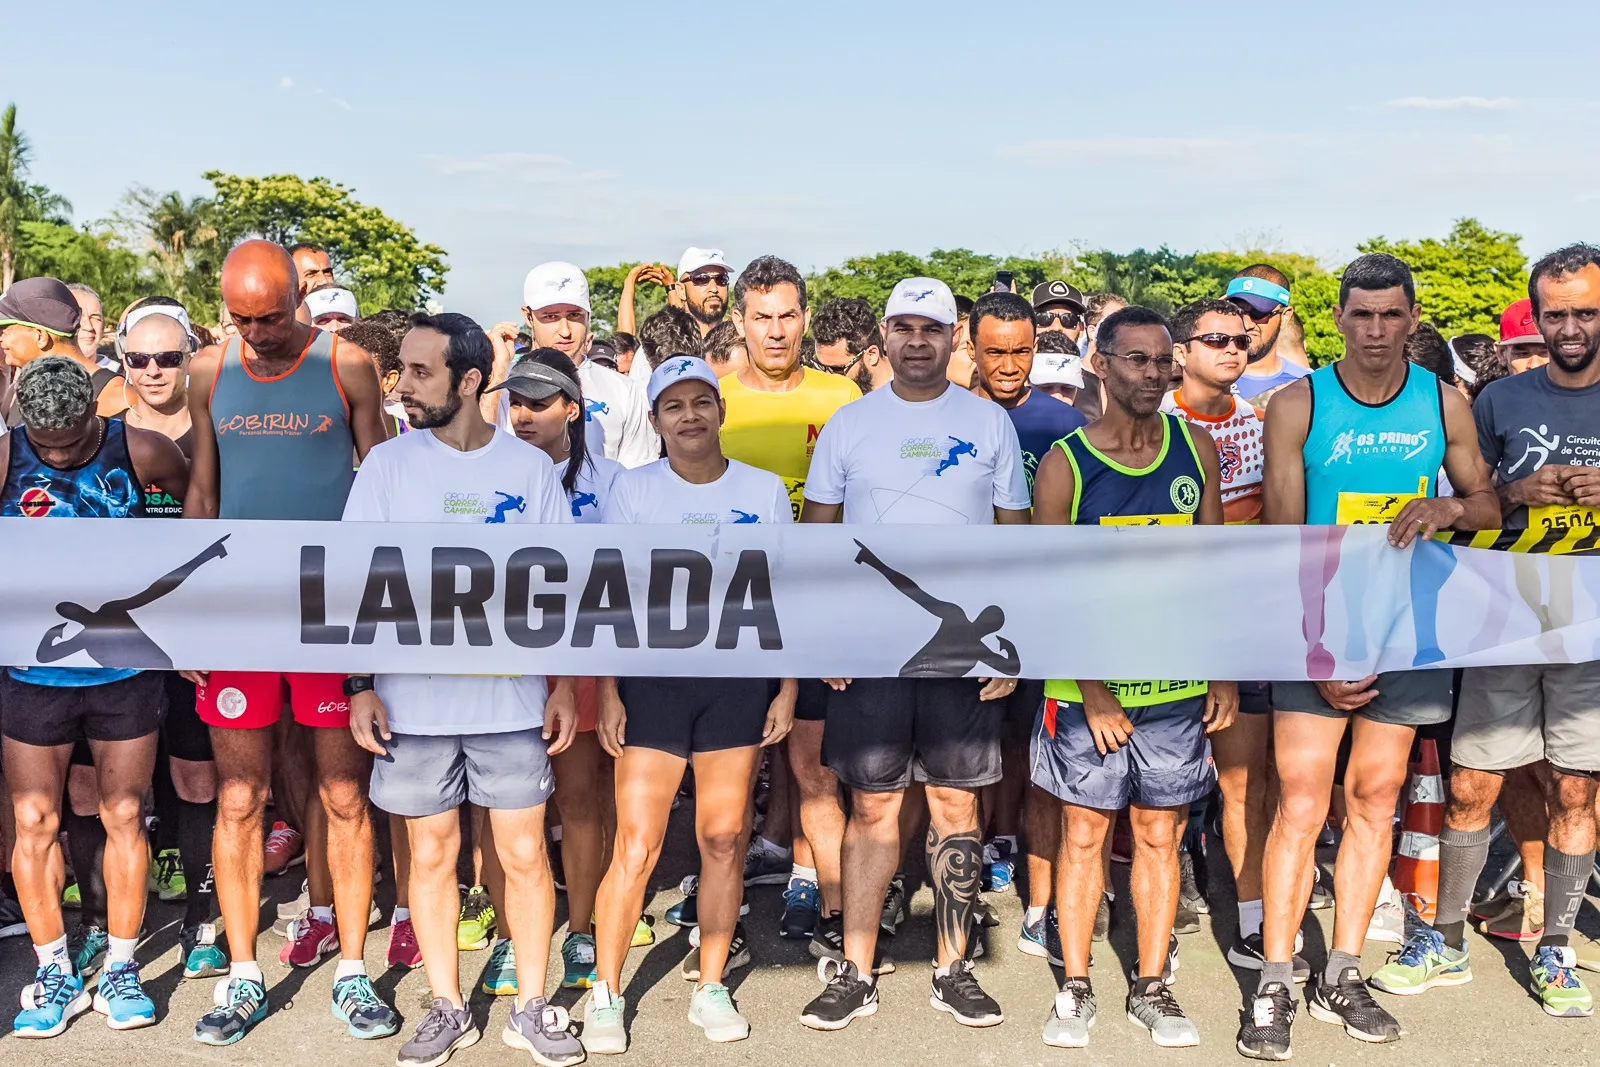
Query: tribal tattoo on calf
927 826 982 959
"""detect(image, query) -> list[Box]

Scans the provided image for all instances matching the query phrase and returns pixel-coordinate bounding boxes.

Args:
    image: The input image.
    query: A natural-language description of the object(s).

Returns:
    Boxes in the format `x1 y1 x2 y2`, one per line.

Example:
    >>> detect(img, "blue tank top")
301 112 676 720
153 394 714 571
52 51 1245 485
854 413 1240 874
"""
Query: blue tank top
1302 363 1446 526
211 329 354 520
2 417 145 686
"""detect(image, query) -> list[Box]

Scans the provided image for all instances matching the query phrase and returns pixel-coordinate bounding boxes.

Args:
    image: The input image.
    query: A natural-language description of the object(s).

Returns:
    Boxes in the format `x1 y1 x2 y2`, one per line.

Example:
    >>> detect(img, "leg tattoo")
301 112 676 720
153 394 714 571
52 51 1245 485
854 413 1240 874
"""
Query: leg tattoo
927 826 982 959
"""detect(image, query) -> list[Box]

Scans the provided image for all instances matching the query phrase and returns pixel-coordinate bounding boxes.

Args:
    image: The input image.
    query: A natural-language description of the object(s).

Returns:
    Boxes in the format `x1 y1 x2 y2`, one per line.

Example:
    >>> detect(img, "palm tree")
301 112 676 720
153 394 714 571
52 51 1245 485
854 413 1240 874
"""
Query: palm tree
0 104 72 289
120 187 222 313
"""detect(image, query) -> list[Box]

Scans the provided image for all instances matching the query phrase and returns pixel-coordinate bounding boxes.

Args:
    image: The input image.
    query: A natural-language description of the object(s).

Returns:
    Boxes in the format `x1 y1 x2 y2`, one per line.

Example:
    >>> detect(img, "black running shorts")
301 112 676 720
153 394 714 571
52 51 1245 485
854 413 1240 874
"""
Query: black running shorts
822 677 1002 793
0 670 166 748
616 677 772 759
160 673 213 763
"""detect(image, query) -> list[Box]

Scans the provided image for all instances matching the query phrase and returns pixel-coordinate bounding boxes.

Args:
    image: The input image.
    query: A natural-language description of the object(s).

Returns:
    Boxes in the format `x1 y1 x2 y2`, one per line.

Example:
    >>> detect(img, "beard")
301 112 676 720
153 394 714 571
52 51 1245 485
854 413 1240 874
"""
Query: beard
405 391 462 429
689 297 725 327
1550 333 1600 374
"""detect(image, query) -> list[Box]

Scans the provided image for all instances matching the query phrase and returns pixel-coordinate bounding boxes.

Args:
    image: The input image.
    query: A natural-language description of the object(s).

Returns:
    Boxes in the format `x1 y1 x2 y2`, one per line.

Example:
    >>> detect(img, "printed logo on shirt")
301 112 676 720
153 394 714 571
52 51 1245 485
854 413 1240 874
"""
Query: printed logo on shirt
679 510 761 525
584 399 609 421
899 435 978 477
1324 428 1432 466
442 491 527 522
1216 440 1241 482
1170 476 1201 514
215 412 335 437
18 485 56 517
1505 425 1600 475
570 490 599 518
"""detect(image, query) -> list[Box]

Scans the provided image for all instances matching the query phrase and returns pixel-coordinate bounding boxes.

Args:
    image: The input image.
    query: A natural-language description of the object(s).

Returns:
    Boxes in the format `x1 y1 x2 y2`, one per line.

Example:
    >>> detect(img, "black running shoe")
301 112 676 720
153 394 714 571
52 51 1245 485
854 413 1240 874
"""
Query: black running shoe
1092 893 1112 942
1306 967 1400 1043
799 959 878 1031
809 913 896 975
929 959 1003 1027
1174 897 1200 936
1236 982 1295 1061
1225 933 1311 984
880 874 906 936
1127 934 1179 985
780 881 820 940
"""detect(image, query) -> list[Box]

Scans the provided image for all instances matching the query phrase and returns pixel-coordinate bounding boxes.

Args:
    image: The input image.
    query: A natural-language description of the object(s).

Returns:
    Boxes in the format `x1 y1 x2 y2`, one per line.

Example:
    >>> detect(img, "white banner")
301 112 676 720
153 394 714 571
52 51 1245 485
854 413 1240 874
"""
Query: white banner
0 519 1596 679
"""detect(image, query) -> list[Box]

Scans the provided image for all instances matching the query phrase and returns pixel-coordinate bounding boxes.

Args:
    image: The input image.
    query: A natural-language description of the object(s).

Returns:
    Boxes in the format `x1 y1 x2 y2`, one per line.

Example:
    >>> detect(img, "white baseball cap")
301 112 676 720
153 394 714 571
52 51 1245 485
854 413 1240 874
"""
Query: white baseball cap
677 247 732 278
304 286 359 323
884 277 958 326
523 261 591 314
646 355 721 408
1029 350 1085 389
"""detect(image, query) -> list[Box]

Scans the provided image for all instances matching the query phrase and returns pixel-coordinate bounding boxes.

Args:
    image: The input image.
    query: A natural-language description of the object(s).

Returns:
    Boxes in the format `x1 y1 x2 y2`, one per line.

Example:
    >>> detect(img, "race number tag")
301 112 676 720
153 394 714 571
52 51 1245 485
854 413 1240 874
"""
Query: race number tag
1528 505 1600 536
1098 514 1193 526
1335 477 1431 526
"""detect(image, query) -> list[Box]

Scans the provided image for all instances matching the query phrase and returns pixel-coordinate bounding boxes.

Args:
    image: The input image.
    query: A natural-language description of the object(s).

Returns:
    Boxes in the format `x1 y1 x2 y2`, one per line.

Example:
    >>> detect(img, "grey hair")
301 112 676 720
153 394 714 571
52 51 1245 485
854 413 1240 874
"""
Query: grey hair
64 282 101 303
15 357 94 430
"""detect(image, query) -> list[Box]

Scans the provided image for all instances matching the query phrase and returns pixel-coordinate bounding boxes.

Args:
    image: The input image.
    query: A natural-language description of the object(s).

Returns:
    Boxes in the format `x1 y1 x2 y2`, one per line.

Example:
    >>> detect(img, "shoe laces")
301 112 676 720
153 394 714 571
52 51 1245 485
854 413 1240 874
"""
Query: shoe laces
1536 947 1580 986
1135 982 1184 1019
527 999 571 1034
156 851 181 884
488 939 515 968
677 874 699 896
814 957 864 994
941 960 987 1000
101 962 145 1003
783 881 818 907
1055 982 1092 1018
1394 928 1443 967
461 890 491 923
697 983 735 1011
415 1001 462 1040
338 974 384 1011
564 936 596 965
29 963 72 1008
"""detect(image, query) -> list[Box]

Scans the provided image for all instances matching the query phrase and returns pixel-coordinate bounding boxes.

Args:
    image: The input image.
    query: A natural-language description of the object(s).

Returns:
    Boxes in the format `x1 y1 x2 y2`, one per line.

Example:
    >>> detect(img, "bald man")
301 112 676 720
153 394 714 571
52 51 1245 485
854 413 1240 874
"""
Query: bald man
183 239 396 1046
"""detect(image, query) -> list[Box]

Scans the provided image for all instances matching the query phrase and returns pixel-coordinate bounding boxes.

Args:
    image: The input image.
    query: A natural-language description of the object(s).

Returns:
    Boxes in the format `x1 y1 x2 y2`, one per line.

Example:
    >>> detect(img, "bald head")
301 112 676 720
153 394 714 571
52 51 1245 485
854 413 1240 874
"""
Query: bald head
125 313 190 355
220 240 309 359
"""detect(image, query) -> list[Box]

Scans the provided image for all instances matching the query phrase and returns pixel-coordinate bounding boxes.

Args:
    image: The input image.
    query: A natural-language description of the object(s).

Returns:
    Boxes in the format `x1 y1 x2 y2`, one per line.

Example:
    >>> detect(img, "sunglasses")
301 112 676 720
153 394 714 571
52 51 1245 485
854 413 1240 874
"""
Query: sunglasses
685 272 729 287
1035 310 1083 329
1231 301 1283 323
1101 349 1176 373
1186 333 1251 351
123 350 185 369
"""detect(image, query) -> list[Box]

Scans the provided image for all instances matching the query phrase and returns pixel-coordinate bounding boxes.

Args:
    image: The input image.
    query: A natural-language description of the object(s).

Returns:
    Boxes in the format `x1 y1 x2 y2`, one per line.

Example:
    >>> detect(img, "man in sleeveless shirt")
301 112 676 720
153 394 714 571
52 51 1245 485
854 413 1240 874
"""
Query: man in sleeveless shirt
183 240 396 1045
1239 254 1497 1060
0 357 188 1036
1030 307 1234 1050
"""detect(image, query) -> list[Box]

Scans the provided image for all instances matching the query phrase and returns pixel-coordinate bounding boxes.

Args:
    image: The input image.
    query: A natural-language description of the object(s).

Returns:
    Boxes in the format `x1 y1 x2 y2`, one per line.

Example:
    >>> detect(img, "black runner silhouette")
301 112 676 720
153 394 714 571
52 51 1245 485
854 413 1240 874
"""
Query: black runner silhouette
853 539 1021 678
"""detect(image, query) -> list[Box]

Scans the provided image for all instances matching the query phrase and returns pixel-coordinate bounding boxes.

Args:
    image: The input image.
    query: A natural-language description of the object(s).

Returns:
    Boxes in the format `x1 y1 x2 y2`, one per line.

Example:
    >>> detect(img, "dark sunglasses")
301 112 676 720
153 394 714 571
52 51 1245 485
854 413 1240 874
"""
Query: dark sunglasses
1101 349 1176 372
1034 310 1083 329
685 272 729 287
1230 301 1283 323
123 350 185 369
1186 333 1250 351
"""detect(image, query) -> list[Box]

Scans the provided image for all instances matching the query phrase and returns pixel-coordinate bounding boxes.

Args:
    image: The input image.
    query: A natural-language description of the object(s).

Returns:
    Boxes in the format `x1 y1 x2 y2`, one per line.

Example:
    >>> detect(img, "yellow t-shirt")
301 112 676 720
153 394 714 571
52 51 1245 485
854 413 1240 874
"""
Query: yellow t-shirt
720 369 862 519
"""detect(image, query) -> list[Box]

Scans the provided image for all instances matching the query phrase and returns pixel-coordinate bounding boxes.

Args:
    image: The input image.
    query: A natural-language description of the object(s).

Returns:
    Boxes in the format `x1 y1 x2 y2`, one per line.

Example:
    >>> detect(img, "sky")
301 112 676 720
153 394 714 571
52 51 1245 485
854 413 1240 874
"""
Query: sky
5 0 1598 323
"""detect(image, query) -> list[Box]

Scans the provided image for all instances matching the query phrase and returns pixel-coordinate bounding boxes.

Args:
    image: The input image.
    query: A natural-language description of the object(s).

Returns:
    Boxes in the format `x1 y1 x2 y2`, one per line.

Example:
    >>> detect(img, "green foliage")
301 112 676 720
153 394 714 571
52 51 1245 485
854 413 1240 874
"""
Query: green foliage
14 221 145 314
0 103 73 289
1359 218 1527 339
585 262 669 335
806 249 1087 311
1290 273 1343 366
203 171 449 313
112 187 226 320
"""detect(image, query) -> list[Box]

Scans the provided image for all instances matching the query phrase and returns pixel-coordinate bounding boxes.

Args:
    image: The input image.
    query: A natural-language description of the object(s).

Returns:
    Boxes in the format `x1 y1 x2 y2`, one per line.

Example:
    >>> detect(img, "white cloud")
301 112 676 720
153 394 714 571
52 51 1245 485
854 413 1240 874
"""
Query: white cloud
332 97 353 112
278 76 293 90
1383 96 1517 111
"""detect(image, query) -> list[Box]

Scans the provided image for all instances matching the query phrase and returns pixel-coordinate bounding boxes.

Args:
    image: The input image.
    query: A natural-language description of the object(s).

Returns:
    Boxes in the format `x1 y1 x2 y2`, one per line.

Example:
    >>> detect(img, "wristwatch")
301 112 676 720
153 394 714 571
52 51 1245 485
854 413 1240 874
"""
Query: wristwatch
342 675 376 698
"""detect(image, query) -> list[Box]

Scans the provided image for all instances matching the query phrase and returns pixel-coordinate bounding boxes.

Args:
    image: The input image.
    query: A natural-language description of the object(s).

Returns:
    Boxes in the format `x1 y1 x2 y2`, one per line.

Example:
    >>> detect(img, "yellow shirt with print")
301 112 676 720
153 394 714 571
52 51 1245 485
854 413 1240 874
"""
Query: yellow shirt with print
719 369 862 519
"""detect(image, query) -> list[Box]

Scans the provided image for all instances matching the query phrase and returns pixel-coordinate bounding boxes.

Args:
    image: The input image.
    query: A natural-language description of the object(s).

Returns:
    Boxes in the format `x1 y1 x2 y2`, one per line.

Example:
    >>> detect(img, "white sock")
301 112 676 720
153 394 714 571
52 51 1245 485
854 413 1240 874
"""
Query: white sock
310 905 334 924
1024 905 1047 924
757 836 791 859
107 935 139 965
789 865 818 887
230 961 264 984
1238 899 1264 938
393 906 411 923
550 824 563 843
933 964 951 978
34 935 69 970
335 958 366 980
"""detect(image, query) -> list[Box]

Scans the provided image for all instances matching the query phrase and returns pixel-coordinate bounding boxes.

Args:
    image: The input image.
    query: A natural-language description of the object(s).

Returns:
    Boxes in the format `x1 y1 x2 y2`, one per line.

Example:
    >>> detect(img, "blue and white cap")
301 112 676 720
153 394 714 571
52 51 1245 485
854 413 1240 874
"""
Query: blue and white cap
1224 276 1290 315
523 261 591 314
646 355 721 407
884 277 958 326
1029 349 1085 389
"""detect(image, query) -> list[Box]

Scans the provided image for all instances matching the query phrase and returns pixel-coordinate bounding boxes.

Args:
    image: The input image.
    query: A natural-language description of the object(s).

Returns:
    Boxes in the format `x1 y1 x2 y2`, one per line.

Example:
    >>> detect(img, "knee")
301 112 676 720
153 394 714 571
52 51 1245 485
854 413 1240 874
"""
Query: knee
172 762 218 804
216 777 269 825
1444 770 1498 826
318 777 369 825
611 830 660 879
1345 774 1405 826
1548 773 1599 821
407 828 456 874
13 802 60 848
850 791 901 827
697 825 744 867
1130 814 1180 853
1274 782 1329 834
926 787 978 829
1062 816 1108 857
97 793 145 835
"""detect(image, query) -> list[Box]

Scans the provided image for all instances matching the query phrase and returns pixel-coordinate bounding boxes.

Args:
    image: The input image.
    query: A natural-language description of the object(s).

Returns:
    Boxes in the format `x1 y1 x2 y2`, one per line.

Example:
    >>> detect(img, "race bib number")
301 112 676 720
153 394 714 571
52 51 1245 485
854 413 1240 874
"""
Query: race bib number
1099 514 1193 527
1335 477 1431 526
1528 505 1600 536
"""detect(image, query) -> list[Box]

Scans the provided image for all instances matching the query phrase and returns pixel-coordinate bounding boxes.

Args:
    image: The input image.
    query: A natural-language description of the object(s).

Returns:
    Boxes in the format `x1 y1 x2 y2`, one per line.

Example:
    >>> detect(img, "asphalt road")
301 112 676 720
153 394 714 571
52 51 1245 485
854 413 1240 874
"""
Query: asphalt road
1 815 1597 1067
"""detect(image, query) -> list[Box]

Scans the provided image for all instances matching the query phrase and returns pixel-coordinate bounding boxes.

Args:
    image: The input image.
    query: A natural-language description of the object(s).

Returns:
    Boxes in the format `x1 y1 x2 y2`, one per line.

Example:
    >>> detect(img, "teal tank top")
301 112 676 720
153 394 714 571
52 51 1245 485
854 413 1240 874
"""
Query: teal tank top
211 330 355 520
1302 363 1446 526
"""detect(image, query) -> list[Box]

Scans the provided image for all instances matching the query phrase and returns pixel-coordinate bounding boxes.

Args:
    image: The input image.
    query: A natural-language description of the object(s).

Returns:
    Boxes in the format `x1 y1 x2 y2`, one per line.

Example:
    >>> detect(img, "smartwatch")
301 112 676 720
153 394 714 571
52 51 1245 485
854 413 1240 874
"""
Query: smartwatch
342 675 376 698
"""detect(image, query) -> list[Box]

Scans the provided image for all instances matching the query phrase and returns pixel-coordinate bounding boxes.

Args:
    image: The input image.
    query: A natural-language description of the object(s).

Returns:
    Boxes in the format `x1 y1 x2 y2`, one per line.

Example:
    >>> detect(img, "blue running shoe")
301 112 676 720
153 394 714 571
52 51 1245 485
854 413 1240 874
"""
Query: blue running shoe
94 961 156 1030
181 922 228 980
984 839 1016 894
193 976 268 1046
1017 905 1065 967
69 923 109 978
331 973 400 1039
781 880 821 940
14 963 91 1038
561 932 597 990
481 938 518 997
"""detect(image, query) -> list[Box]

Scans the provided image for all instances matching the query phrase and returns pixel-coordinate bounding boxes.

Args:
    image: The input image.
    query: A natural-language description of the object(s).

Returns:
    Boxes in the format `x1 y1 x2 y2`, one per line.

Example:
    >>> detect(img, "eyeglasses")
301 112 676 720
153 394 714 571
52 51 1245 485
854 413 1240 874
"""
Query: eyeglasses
685 272 730 288
123 350 186 370
1035 310 1083 329
1100 349 1176 373
1230 300 1283 323
1185 333 1251 351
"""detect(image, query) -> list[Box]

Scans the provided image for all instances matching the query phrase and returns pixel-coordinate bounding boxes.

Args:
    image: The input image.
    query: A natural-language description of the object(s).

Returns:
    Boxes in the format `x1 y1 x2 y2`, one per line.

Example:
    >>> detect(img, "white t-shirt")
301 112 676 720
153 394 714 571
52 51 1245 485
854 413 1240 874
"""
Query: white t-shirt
603 457 793 526
341 428 572 735
554 453 624 524
495 360 660 469
803 383 1030 524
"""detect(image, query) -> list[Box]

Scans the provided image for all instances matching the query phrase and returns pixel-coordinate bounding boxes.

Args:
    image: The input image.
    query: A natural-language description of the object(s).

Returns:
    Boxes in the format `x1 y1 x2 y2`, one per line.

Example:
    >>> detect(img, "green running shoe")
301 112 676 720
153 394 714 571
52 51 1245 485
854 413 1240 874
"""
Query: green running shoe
481 938 517 996
1531 945 1593 1018
1369 928 1471 995
457 886 496 951
151 849 186 901
562 932 597 989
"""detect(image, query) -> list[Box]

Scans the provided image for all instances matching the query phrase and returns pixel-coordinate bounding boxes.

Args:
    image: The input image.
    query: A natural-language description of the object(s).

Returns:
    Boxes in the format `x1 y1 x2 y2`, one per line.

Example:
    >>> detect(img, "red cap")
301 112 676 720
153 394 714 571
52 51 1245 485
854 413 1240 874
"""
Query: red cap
1498 298 1541 347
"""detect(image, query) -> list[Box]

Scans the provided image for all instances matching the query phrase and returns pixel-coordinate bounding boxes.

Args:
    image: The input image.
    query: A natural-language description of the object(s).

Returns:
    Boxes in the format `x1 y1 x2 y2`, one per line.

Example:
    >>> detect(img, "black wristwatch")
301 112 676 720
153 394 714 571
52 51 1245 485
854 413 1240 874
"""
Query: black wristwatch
342 675 376 698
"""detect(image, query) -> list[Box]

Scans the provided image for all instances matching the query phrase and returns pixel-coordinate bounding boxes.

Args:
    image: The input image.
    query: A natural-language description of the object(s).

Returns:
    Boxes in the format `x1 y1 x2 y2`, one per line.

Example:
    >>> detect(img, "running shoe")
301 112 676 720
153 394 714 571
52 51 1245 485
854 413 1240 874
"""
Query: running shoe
983 839 1016 894
880 873 907 935
1307 866 1333 910
930 958 1003 1026
1042 979 1096 1048
630 915 655 947
1370 927 1471 994
809 912 896 974
193 975 268 1046
1366 899 1406 944
688 981 749 1043
504 996 585 1063
681 922 752 981
280 912 339 967
1472 880 1545 942
743 840 791 886
800 958 879 1031
388 917 423 969
780 879 820 939
1126 979 1198 1048
398 998 478 1066
69 922 109 977
665 875 698 928
0 893 28 937
1174 895 1201 936
14 963 91 1038
1236 982 1295 1061
1530 944 1594 1018
92 960 156 1030
481 938 518 996
581 981 627 1055
151 847 186 901
1225 932 1311 983
262 821 304 876
1092 892 1112 942
456 885 496 950
182 922 229 979
62 883 82 910
1178 842 1208 913
1306 966 1400 1042
1017 906 1064 967
1128 934 1180 986
331 973 400 1039
562 931 598 989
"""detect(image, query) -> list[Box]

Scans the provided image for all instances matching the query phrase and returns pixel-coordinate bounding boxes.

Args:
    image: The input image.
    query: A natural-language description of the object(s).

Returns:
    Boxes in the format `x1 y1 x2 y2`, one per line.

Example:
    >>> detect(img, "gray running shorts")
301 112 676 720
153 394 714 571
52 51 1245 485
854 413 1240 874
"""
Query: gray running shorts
1270 669 1452 728
1453 662 1600 774
370 729 554 818
1029 693 1215 810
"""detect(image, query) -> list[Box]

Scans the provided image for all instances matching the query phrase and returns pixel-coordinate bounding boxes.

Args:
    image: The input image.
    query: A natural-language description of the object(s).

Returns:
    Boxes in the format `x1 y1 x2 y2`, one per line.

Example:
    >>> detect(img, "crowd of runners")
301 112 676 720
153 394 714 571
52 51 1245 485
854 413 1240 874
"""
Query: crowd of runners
0 236 1597 1063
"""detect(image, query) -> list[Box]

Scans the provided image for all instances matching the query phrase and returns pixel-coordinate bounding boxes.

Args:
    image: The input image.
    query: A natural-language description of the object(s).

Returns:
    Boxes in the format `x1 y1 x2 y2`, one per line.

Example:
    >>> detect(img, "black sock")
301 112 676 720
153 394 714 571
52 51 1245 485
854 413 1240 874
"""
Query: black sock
63 808 108 928
1436 919 1467 951
176 797 217 927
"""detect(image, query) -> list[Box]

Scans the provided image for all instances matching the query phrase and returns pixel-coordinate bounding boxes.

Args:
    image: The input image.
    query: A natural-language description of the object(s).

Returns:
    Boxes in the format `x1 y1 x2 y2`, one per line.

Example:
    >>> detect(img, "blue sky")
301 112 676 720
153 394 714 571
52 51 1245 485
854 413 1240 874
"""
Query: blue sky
5 0 1597 323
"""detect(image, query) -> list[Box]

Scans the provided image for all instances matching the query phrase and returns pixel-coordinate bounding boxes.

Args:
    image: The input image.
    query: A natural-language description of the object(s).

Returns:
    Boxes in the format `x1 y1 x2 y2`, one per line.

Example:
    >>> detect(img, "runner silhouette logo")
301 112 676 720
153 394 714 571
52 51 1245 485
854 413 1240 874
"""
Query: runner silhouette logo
853 539 1021 678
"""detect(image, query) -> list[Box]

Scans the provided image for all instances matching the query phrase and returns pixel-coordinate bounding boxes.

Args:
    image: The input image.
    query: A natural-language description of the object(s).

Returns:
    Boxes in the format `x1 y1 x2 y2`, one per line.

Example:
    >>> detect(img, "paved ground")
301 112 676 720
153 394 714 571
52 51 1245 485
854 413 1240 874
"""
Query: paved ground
1 814 1597 1067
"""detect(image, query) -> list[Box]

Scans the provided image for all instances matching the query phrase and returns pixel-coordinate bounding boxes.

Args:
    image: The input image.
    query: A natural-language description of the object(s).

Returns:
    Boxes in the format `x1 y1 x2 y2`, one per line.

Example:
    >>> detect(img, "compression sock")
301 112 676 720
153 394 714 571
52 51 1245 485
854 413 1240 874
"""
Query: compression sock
177 797 218 927
1540 846 1596 948
1434 825 1492 950
64 808 109 927
1324 949 1362 985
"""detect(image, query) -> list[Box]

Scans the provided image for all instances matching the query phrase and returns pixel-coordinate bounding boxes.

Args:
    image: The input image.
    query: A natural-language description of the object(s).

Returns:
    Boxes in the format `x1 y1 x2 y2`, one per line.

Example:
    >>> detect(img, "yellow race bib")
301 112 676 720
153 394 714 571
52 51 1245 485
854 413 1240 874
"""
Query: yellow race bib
1528 505 1600 536
1099 514 1193 526
1335 476 1430 526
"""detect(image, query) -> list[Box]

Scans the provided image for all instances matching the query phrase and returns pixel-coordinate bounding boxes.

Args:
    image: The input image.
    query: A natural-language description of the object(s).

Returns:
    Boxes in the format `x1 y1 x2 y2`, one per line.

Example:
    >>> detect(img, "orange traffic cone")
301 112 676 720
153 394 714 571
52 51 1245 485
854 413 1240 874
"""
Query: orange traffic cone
1392 739 1444 921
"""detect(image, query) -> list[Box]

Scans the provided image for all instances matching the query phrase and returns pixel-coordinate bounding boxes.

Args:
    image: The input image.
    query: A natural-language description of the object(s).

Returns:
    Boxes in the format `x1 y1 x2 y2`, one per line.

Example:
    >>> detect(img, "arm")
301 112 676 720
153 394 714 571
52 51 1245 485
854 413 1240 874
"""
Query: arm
126 425 190 505
799 500 841 524
615 264 647 337
1391 386 1500 547
183 345 223 518
334 338 388 462
483 322 521 423
1029 445 1076 526
1188 425 1224 526
1259 378 1311 525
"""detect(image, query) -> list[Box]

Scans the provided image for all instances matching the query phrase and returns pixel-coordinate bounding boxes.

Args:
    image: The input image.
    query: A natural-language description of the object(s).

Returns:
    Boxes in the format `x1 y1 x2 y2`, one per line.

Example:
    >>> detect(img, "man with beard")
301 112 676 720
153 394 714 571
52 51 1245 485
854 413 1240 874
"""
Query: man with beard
1226 266 1308 405
811 298 889 394
1371 244 1600 1020
617 247 733 346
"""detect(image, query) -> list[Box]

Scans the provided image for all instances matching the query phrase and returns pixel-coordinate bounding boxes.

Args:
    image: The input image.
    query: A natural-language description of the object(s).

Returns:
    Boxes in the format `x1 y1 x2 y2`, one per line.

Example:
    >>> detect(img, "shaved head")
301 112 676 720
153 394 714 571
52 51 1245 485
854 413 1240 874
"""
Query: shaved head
220 240 309 360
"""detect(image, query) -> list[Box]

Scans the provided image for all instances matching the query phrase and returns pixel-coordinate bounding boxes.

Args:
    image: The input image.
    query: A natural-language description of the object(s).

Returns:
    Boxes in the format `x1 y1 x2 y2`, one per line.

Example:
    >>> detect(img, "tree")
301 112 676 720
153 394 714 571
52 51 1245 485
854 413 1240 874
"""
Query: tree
806 248 1089 311
0 104 72 289
1289 272 1343 366
585 262 670 335
202 172 449 312
1360 217 1526 339
13 221 145 316
114 187 225 319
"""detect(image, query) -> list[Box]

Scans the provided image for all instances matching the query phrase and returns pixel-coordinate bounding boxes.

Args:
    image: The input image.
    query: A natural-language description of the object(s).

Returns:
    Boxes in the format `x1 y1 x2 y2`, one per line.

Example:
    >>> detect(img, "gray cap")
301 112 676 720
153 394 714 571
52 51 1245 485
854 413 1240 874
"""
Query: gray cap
486 359 581 402
0 277 82 336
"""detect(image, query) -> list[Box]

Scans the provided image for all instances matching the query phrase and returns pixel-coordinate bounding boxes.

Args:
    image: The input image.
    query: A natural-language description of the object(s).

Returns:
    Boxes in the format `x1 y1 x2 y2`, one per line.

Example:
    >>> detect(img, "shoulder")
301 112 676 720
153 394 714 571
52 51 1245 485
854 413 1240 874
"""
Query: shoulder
491 429 558 472
586 453 625 480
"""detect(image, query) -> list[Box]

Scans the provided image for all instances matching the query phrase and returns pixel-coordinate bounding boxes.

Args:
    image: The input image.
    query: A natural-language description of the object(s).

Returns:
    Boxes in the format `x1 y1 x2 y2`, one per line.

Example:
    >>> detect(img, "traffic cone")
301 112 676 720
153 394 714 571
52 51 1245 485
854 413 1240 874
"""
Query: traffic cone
1392 739 1444 921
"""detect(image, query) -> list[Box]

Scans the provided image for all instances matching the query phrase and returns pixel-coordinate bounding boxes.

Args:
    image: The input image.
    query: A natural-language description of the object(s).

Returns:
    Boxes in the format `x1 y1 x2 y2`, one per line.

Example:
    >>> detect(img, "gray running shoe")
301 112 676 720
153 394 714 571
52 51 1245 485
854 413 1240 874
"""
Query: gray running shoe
1042 979 1096 1048
682 922 752 981
688 982 749 1043
397 998 479 1067
1126 981 1199 1048
581 982 627 1055
503 996 585 1066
